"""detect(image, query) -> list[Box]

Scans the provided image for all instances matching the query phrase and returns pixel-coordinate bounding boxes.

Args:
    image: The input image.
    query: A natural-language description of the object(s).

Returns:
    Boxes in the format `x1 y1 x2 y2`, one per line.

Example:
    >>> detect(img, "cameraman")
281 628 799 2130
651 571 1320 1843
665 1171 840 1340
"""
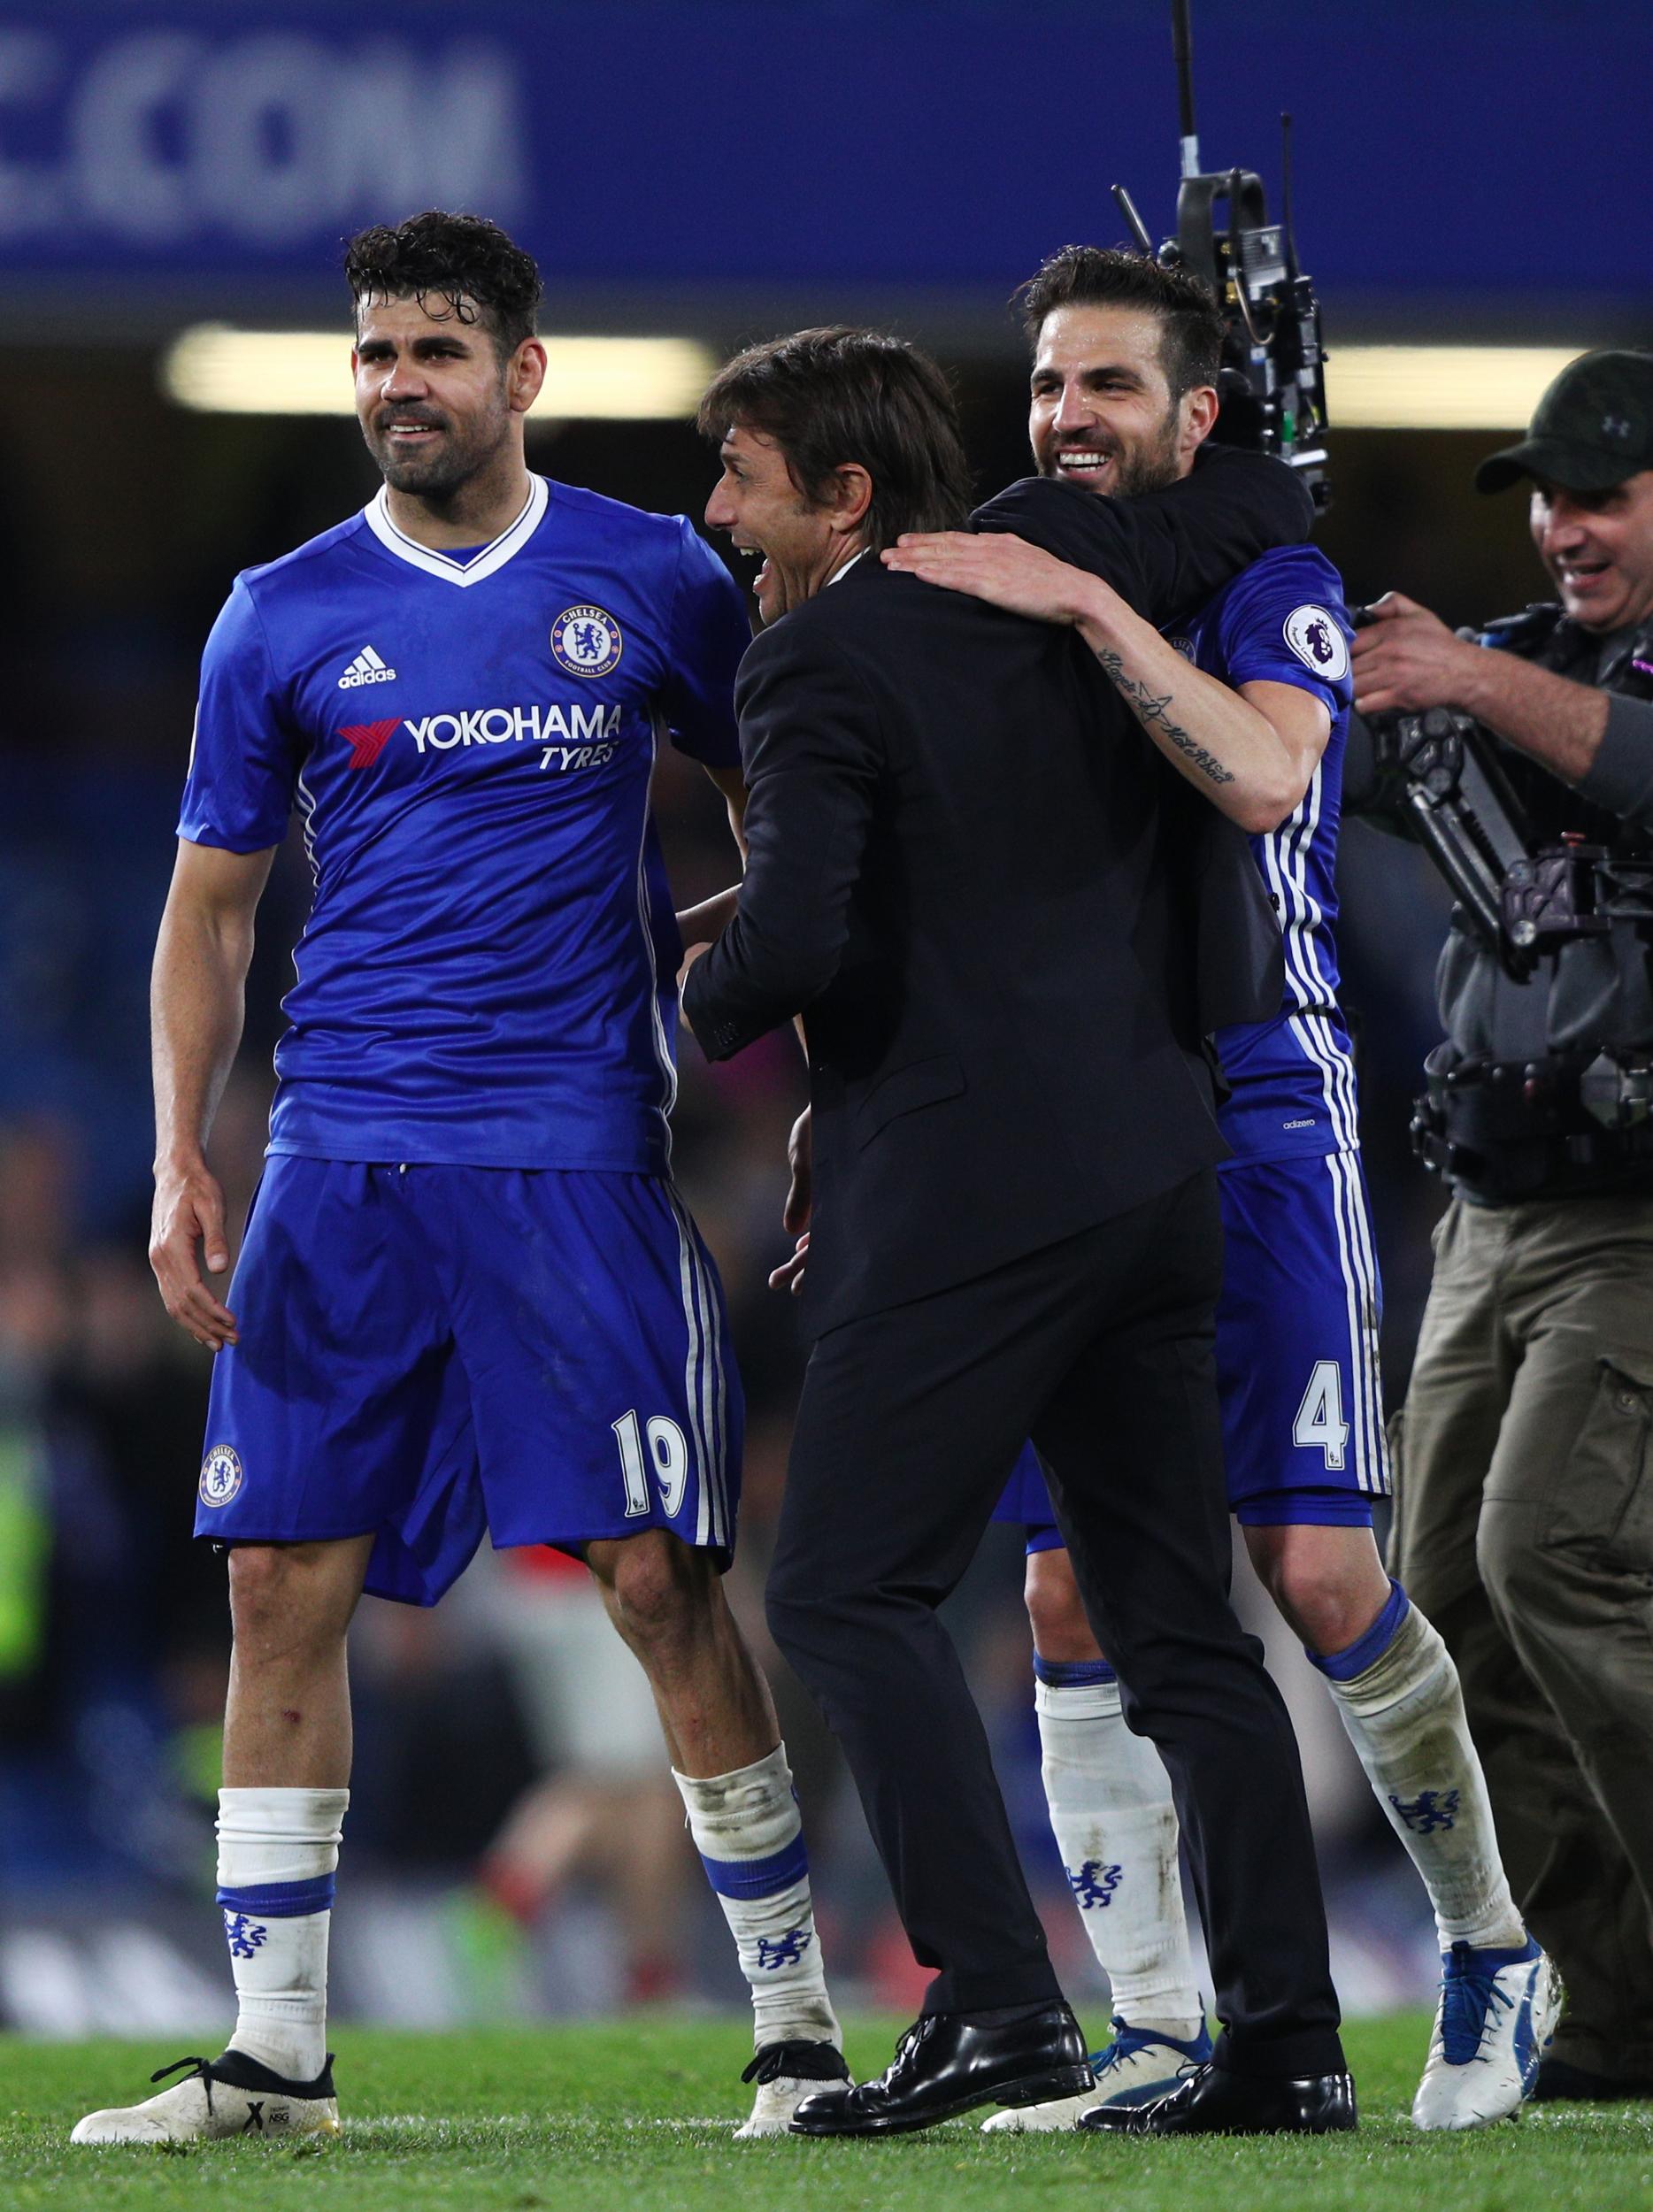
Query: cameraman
1350 349 1653 2104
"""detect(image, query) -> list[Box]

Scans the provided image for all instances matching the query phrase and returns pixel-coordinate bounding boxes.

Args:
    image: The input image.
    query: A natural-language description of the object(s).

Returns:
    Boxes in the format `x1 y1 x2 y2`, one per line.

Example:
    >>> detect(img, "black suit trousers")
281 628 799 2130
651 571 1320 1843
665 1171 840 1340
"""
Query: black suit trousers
766 1168 1344 2076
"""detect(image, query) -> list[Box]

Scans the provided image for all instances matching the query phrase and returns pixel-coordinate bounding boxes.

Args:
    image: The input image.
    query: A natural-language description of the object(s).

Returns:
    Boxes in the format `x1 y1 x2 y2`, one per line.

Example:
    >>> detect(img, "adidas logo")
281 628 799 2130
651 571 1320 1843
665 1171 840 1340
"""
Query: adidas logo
337 645 396 689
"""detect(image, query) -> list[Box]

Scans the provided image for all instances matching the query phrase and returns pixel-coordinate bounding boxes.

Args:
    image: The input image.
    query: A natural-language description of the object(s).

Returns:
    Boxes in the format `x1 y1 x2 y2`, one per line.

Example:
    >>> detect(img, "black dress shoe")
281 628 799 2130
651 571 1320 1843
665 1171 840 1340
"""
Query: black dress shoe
789 2006 1092 2136
1532 2056 1653 2104
1080 2059 1357 2136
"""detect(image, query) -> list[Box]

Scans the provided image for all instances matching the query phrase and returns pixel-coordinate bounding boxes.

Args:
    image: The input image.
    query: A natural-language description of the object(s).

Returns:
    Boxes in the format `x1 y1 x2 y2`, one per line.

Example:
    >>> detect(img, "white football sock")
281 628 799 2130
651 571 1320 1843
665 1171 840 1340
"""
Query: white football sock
673 1745 838 2052
1313 1584 1525 1951
1034 1663 1202 2039
216 1786 349 2081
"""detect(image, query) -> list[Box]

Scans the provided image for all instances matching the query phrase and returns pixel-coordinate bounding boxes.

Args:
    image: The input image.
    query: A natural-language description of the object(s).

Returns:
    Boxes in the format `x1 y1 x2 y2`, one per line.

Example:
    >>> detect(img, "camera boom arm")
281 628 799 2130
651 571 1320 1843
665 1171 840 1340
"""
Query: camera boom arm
1113 1 1331 509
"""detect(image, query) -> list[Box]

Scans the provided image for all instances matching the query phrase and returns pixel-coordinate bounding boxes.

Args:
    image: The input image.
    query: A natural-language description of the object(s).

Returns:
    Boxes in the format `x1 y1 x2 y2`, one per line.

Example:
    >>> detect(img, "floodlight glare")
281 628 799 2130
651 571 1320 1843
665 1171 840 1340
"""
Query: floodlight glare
160 326 719 420
161 330 1585 434
1324 347 1582 431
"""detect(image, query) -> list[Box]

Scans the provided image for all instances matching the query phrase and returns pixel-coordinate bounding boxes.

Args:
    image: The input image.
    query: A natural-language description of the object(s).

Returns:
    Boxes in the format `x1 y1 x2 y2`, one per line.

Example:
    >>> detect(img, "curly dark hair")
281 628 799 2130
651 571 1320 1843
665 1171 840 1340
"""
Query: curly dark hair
697 327 973 552
1015 245 1223 403
344 211 542 358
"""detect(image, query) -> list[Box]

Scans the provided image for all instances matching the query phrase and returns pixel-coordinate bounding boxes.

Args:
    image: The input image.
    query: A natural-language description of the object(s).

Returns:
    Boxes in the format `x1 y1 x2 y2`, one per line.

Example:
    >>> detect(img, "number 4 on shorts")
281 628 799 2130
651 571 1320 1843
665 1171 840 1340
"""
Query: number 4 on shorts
1293 1360 1349 1471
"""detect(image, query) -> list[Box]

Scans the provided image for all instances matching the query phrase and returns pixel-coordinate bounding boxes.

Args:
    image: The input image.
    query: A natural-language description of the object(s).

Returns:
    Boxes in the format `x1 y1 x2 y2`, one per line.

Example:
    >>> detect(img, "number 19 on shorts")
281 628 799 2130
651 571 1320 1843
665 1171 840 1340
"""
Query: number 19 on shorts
612 1409 689 1518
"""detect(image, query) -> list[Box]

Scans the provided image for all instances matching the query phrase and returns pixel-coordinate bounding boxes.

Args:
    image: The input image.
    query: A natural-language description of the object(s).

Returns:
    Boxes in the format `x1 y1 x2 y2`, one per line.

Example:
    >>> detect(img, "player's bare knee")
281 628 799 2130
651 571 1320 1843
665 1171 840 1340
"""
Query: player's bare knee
227 1544 292 1635
604 1531 709 1655
1023 1548 1103 1664
227 1543 351 1659
1263 1555 1372 1656
1244 1521 1389 1657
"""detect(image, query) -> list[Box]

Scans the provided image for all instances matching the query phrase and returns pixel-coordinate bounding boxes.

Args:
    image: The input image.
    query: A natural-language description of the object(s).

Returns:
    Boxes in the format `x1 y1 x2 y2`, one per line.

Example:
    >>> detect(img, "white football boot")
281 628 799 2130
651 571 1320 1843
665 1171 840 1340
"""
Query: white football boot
981 2017 1211 2132
1411 1938 1562 2131
736 2039 851 2138
72 2050 342 2145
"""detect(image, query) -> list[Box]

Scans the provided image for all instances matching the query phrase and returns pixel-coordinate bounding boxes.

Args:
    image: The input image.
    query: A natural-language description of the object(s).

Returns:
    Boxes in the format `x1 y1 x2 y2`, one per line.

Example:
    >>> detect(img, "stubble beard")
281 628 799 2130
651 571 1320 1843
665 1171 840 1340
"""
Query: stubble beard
1102 407 1186 500
1110 427 1184 499
1042 406 1185 502
365 403 509 505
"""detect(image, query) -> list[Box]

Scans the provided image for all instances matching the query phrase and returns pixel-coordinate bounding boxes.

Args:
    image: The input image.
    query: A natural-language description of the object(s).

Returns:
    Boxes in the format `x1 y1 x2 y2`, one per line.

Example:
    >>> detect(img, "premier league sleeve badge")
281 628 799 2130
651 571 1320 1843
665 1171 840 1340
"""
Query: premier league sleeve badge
1283 604 1350 681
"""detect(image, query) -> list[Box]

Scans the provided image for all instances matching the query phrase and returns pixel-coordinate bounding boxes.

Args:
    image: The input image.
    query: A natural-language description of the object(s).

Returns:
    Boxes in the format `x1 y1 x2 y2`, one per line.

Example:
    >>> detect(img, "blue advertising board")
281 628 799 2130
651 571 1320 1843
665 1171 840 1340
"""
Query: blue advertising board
0 2 1647 322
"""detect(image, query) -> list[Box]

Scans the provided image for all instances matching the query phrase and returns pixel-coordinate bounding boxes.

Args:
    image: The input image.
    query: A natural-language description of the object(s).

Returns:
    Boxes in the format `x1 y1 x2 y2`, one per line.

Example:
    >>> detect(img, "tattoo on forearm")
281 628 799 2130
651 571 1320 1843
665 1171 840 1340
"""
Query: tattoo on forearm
1092 646 1236 787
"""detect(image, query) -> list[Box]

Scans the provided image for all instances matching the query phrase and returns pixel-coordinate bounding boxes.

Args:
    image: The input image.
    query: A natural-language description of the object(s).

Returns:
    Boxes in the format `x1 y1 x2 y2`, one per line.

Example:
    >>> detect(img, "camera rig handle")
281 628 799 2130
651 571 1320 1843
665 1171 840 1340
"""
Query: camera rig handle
1351 663 1653 986
1377 704 1540 977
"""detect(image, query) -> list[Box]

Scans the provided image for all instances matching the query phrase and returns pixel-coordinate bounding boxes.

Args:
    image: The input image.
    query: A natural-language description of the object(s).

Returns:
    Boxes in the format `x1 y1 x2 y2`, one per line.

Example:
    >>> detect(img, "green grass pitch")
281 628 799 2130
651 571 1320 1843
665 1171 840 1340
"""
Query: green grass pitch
4 2014 1651 2211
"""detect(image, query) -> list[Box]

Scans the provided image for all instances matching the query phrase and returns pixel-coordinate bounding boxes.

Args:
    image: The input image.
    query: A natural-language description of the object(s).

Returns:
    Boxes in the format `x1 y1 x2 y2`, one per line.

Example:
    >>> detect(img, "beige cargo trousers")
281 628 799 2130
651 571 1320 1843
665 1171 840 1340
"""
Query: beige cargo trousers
1392 1190 1653 2082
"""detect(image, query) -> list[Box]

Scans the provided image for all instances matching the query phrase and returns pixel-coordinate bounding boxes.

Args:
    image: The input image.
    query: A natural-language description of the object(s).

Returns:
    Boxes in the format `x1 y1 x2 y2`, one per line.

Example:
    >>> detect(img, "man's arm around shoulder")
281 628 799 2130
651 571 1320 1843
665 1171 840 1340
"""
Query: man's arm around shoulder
974 446 1314 626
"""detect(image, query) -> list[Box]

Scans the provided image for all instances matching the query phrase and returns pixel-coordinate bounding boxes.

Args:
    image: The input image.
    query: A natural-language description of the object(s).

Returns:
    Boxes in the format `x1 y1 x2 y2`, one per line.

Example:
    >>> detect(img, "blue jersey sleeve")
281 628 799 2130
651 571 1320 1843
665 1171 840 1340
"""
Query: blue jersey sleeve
178 578 302 851
657 521 748 768
1211 547 1354 718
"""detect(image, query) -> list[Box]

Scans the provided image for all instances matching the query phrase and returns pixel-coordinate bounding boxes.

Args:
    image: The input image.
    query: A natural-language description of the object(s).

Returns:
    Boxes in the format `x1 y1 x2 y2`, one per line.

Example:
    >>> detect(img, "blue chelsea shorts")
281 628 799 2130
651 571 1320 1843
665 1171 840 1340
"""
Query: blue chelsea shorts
996 1148 1390 1548
194 1157 742 1606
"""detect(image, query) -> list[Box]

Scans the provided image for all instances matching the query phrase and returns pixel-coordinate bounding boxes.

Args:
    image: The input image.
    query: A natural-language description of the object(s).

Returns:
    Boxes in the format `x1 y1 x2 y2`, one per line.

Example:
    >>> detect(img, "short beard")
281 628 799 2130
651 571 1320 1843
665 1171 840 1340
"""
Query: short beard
1109 409 1184 498
1042 405 1184 501
364 403 508 505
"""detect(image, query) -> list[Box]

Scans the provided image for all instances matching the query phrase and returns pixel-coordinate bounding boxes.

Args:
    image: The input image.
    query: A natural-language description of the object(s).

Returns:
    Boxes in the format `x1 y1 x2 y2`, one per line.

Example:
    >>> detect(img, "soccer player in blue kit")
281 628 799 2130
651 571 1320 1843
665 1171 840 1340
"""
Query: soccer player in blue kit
73 213 846 2147
880 250 1556 2134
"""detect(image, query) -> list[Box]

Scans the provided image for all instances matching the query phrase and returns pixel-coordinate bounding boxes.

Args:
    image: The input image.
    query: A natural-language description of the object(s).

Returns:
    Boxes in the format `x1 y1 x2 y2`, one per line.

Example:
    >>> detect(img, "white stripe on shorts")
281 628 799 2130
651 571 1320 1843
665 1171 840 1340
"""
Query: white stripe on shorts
665 1191 712 1548
683 1199 728 1549
694 1223 732 1547
664 1183 731 1549
1320 1148 1391 1495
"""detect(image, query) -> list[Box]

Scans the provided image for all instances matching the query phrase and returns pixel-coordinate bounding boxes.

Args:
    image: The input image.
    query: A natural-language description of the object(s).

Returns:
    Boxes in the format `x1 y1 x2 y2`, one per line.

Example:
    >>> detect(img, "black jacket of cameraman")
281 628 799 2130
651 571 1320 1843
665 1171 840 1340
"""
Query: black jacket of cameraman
1347 603 1653 1199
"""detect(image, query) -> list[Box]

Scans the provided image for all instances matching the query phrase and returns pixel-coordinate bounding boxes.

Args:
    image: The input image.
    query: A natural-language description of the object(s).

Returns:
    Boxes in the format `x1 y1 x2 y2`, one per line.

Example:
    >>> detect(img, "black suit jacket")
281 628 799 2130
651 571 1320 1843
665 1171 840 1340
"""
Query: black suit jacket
683 449 1309 1334
973 465 1288 1039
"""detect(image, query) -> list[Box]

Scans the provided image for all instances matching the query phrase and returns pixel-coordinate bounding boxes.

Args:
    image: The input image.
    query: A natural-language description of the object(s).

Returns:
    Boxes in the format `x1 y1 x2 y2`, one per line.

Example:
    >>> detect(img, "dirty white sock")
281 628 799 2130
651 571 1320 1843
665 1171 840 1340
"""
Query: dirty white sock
673 1745 837 2053
1034 1657 1202 2038
216 1786 348 2081
1311 1583 1525 1950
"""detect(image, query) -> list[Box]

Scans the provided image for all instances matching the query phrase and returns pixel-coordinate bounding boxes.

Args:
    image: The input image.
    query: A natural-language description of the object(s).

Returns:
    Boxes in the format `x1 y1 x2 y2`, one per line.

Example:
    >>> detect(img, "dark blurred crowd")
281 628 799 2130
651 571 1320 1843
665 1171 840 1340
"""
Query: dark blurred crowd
0 739 1452 2034
0 364 1516 2031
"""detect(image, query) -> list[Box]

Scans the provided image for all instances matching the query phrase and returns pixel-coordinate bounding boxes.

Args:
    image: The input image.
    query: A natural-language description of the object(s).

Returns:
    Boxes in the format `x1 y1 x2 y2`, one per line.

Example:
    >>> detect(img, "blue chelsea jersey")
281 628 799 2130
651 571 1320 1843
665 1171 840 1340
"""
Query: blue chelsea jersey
1165 543 1359 1161
179 476 750 1172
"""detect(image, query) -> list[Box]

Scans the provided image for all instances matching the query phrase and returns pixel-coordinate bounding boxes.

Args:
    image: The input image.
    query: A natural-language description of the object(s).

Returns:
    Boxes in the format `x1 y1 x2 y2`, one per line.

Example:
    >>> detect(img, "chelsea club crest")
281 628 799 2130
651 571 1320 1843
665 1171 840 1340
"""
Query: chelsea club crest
551 604 624 679
199 1442 244 1508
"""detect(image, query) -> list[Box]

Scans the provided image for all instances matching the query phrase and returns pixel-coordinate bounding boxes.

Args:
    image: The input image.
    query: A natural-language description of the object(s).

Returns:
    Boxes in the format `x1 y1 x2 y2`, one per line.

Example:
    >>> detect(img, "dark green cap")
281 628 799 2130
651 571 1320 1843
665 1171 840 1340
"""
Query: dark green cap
1476 349 1653 494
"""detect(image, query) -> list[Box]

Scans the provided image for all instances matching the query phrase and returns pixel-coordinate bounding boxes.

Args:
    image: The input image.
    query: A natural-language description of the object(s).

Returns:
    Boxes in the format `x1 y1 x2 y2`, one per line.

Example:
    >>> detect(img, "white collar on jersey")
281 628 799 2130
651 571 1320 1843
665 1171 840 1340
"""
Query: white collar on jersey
362 473 549 587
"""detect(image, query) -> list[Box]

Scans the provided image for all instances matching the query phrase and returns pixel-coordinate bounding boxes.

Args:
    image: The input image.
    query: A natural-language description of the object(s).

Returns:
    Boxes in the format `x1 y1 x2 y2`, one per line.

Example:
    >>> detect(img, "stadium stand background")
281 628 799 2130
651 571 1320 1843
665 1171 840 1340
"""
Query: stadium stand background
0 0 1647 2032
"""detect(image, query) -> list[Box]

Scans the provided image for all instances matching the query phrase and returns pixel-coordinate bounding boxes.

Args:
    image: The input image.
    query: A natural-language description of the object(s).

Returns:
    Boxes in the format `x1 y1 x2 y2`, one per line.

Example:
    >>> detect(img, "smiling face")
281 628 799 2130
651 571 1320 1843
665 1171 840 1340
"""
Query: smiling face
703 423 859 624
353 292 525 501
1529 470 1653 634
1029 303 1217 498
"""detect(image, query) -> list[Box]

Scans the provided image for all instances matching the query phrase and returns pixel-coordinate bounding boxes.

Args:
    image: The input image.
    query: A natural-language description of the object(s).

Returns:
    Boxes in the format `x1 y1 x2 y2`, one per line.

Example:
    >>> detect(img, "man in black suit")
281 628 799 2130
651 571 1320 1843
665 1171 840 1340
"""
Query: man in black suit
680 326 1353 2138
